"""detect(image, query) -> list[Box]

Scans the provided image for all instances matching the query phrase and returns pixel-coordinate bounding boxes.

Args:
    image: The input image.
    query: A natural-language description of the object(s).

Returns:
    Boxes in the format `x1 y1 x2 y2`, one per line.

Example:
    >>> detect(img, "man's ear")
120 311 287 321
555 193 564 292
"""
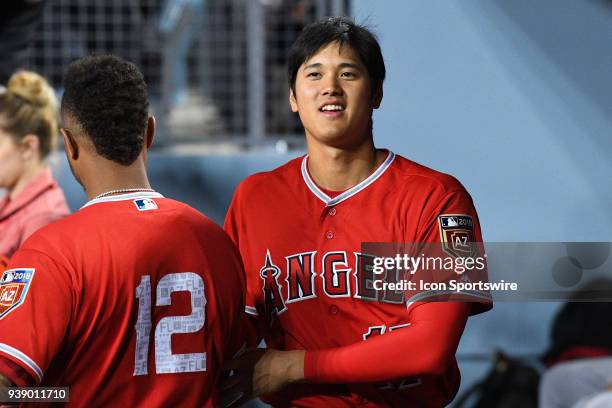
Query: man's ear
289 88 298 113
372 86 383 109
145 116 155 149
61 128 79 160
19 134 41 161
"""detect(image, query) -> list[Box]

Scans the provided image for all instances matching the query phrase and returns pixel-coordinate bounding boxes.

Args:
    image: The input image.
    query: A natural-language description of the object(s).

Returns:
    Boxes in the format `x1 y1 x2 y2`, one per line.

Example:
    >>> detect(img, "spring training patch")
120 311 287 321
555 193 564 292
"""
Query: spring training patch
438 215 476 258
0 268 35 320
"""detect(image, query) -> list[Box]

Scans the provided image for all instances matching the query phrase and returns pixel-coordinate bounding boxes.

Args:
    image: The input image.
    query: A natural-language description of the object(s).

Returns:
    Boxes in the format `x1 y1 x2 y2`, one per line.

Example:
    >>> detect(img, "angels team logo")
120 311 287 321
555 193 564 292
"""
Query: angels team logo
257 249 397 315
438 215 477 258
259 250 287 319
0 268 35 320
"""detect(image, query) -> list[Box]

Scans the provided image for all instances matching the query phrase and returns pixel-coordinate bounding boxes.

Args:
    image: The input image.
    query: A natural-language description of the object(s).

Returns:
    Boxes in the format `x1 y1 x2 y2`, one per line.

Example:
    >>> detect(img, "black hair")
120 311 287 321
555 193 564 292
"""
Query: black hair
287 17 385 97
61 54 149 166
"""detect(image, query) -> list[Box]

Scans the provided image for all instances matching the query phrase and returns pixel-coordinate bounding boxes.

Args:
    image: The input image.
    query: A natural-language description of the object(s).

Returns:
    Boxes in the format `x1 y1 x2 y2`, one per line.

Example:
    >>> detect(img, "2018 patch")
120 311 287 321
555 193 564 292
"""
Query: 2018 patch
0 268 35 320
438 215 476 258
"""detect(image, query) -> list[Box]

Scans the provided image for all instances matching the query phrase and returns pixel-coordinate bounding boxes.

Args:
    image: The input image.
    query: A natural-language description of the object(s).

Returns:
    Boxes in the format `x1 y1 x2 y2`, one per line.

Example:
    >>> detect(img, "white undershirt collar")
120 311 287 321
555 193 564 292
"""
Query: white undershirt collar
81 191 164 209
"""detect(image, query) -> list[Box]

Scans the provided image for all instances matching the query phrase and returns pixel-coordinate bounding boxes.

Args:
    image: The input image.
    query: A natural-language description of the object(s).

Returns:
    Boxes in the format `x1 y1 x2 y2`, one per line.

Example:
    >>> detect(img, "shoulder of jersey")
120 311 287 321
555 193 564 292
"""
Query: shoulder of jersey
235 156 303 198
19 197 227 253
168 199 230 237
16 210 79 255
392 154 467 195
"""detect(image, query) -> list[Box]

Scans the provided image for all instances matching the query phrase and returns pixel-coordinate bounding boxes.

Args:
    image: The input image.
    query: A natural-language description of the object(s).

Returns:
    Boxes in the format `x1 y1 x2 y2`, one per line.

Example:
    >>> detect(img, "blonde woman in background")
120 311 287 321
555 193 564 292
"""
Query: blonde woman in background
0 71 69 265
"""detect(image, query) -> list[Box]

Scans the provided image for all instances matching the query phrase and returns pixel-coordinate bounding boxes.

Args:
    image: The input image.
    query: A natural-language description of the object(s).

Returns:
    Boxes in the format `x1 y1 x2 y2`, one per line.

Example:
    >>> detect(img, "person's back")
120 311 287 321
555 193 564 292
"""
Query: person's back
0 54 246 407
1 192 245 406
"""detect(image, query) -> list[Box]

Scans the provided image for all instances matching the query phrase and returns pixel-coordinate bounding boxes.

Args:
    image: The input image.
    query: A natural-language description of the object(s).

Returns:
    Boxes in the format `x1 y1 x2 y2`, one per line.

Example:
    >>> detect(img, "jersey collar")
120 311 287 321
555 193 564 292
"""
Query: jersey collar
301 151 396 207
81 191 164 209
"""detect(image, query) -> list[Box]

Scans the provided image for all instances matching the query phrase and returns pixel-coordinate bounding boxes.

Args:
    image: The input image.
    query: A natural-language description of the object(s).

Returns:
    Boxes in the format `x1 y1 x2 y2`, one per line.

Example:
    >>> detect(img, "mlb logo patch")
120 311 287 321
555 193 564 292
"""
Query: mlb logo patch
134 198 158 211
438 215 476 258
0 268 35 320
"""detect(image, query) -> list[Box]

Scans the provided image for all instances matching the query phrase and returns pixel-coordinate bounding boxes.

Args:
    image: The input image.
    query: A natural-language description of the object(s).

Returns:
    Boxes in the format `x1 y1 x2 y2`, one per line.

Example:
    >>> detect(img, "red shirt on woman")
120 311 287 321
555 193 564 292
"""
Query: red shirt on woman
0 168 69 260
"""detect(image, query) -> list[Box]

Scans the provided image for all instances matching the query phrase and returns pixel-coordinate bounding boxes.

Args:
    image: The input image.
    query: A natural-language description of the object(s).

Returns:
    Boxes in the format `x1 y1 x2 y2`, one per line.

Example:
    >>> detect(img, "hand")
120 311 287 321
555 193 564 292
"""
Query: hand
219 348 264 408
0 372 13 407
250 348 305 396
220 348 305 408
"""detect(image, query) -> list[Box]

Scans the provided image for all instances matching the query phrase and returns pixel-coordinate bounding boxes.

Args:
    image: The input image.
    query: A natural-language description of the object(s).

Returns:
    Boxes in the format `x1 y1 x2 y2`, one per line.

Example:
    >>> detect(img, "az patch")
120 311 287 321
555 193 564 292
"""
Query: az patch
438 215 476 258
0 268 35 320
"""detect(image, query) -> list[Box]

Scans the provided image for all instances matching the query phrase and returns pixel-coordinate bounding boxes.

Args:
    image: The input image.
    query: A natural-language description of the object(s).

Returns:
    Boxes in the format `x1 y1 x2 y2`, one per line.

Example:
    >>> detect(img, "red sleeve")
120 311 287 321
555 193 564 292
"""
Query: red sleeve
224 184 263 347
414 188 492 315
0 356 35 387
303 301 469 383
0 247 72 384
416 188 483 243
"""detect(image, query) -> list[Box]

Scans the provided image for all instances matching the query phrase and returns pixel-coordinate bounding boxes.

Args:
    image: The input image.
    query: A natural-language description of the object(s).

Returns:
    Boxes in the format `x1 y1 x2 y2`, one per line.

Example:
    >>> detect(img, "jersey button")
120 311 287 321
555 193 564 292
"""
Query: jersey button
326 231 334 240
329 305 339 315
328 207 337 216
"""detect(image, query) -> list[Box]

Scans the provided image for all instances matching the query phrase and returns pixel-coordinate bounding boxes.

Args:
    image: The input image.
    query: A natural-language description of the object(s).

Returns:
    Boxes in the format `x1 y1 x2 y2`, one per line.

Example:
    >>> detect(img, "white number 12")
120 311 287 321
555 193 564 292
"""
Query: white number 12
133 272 207 375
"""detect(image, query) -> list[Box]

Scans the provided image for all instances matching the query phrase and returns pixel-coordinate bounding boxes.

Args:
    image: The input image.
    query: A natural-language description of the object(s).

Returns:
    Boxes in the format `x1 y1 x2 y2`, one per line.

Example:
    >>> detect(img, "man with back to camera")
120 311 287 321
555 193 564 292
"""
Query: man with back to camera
223 17 492 407
0 54 246 407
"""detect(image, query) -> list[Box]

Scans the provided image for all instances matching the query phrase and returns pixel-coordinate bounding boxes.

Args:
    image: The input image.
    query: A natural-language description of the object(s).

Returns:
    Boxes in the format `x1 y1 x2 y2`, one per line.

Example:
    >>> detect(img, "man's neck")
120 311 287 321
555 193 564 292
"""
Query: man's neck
82 158 152 201
306 139 387 192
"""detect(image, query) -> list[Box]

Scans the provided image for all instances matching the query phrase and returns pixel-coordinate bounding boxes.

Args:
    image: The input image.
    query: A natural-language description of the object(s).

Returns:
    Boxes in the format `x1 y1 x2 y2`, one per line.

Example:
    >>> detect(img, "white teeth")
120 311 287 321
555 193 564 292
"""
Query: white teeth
321 104 344 112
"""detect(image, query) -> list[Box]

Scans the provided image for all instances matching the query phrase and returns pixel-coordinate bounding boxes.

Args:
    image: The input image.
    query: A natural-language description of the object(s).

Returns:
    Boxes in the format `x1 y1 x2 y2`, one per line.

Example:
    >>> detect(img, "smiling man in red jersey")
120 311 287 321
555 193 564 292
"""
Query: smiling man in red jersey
224 17 491 408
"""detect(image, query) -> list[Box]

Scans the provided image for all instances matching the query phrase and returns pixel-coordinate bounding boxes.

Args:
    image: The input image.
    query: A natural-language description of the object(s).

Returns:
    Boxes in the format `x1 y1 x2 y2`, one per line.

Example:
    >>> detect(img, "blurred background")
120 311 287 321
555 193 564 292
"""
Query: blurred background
2 0 611 406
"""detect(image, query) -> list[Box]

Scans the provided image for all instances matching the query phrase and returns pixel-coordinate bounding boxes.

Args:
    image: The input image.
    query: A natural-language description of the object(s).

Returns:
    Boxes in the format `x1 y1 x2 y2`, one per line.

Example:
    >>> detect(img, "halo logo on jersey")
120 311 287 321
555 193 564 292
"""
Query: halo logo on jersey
134 198 158 211
259 250 287 319
438 214 476 258
0 268 35 320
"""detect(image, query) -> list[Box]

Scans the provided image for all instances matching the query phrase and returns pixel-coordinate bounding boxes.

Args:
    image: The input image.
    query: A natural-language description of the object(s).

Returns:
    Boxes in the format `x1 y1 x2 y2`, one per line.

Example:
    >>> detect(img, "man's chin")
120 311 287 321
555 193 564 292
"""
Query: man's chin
310 128 348 143
309 131 371 150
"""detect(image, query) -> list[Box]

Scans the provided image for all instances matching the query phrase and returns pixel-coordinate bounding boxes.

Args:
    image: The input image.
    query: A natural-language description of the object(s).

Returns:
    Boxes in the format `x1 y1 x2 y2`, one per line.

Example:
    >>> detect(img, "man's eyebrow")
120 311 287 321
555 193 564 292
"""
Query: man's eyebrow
303 63 322 70
303 62 361 70
339 62 360 69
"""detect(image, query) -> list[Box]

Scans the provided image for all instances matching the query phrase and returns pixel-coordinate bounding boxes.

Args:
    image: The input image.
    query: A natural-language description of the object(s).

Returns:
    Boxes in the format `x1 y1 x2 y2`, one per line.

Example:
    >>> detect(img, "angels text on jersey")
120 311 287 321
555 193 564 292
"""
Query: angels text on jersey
256 249 409 318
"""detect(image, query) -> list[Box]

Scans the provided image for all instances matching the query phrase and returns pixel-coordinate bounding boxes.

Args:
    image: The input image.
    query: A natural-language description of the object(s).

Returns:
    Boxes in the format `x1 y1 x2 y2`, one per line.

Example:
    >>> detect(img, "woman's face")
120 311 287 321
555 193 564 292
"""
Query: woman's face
0 128 25 191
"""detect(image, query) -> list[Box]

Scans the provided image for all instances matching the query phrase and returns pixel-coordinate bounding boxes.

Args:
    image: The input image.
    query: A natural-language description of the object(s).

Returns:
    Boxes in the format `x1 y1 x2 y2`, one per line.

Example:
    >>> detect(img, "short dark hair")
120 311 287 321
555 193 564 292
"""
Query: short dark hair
287 17 385 97
61 54 149 166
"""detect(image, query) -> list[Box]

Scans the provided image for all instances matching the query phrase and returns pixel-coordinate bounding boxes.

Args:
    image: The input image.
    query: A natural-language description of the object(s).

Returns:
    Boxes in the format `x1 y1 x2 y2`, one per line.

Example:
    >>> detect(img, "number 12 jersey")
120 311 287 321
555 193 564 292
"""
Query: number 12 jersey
0 192 246 407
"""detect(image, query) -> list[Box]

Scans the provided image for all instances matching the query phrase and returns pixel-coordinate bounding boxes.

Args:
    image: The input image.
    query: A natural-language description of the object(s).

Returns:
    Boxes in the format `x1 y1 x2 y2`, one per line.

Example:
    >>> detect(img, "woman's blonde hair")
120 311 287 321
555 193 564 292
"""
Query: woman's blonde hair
0 71 59 159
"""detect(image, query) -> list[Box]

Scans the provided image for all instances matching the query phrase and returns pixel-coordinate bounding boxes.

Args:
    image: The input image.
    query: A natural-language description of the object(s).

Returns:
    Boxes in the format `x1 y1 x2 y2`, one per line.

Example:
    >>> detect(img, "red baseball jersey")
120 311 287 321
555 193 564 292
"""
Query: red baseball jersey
225 151 491 407
0 192 246 407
